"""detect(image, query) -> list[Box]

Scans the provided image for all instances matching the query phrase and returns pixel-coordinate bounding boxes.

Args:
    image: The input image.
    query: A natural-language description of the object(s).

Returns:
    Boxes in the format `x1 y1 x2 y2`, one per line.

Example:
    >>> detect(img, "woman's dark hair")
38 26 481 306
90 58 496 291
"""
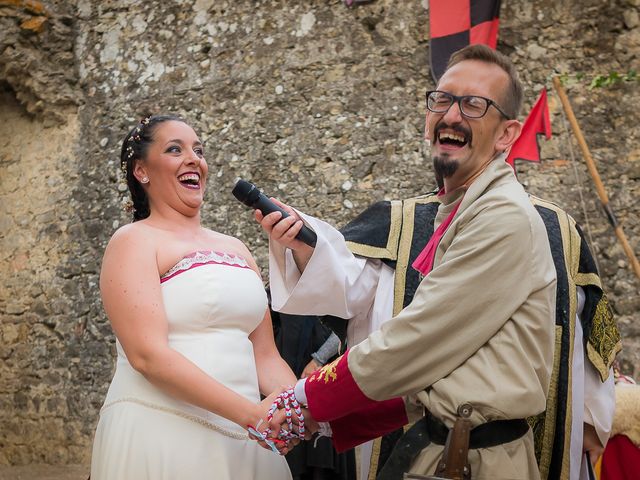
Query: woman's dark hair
120 114 186 221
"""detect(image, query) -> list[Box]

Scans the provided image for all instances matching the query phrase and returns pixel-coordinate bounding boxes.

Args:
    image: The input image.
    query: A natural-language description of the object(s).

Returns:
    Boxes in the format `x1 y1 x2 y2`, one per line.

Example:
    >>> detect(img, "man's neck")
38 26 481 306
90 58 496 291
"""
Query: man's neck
442 153 500 193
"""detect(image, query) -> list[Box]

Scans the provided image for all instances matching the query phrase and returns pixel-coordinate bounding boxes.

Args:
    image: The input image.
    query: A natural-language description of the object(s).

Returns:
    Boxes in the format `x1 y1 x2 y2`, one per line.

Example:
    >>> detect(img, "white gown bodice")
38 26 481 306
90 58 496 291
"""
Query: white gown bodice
102 250 268 438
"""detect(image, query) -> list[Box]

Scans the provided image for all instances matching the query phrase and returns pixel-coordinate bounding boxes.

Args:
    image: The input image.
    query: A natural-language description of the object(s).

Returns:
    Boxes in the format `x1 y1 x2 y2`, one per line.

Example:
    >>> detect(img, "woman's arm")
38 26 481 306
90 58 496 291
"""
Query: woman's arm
100 226 265 429
250 309 297 395
239 243 297 394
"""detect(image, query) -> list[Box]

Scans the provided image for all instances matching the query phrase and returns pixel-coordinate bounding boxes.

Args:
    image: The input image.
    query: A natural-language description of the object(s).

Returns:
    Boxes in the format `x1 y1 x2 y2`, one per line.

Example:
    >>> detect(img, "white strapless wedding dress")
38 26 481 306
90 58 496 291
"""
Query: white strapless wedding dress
90 250 292 480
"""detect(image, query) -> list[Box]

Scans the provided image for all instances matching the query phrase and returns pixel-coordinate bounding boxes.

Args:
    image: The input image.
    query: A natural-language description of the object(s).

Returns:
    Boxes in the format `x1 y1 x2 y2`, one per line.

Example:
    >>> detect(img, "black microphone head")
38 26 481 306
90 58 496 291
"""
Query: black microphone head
232 179 260 207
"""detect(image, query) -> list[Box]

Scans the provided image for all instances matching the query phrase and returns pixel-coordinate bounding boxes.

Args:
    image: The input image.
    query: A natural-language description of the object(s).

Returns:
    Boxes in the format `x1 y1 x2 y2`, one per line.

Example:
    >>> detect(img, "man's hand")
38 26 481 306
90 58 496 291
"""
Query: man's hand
250 386 316 455
254 198 308 250
583 422 604 466
301 359 320 379
268 407 302 445
301 407 319 440
253 197 315 271
268 406 319 442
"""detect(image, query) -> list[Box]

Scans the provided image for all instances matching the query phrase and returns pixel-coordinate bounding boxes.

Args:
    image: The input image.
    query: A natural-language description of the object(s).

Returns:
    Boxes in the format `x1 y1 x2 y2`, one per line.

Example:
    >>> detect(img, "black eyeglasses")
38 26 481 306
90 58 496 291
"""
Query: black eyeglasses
426 90 512 119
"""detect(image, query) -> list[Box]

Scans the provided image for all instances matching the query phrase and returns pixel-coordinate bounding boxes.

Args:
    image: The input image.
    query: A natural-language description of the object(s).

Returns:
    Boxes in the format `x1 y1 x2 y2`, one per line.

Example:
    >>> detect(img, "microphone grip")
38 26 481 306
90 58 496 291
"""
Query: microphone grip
253 195 317 248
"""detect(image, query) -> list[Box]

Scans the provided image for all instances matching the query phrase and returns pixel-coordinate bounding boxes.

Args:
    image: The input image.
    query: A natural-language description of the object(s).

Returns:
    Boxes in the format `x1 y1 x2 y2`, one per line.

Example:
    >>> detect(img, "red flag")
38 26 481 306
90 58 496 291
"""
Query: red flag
429 0 502 81
506 89 552 168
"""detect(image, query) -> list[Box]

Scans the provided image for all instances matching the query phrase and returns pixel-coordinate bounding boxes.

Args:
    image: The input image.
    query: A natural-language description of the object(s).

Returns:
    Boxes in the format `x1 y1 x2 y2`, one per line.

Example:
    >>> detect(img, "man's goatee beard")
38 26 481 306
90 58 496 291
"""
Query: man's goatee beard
433 154 459 189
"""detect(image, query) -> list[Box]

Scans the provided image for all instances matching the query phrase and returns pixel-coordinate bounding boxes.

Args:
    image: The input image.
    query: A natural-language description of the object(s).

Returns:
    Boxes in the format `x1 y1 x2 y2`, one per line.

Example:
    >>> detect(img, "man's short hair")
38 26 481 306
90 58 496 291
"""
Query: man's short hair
446 45 523 120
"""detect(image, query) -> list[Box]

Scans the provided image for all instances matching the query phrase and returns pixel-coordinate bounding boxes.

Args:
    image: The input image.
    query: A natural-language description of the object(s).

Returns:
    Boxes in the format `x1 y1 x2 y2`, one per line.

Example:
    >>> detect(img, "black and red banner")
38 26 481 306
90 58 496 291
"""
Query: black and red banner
429 0 502 81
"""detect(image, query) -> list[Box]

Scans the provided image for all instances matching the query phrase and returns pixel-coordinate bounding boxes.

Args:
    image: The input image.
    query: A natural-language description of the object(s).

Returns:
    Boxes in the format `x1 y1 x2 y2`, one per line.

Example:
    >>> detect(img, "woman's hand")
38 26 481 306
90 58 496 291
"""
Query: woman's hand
267 407 302 450
248 387 296 455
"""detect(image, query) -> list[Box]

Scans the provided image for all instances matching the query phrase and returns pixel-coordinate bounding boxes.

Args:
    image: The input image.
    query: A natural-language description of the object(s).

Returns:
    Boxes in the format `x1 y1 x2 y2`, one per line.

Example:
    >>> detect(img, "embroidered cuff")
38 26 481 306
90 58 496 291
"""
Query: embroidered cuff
305 350 379 422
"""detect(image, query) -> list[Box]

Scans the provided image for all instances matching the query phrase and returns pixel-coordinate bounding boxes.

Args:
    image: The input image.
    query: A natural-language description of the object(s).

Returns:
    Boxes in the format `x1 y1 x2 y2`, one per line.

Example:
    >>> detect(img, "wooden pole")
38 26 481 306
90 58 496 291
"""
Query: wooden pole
552 76 640 280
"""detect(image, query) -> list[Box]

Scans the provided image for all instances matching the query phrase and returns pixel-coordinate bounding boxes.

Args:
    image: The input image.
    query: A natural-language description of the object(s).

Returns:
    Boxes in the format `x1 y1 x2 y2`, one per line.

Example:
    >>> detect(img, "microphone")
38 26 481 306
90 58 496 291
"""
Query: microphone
232 179 317 247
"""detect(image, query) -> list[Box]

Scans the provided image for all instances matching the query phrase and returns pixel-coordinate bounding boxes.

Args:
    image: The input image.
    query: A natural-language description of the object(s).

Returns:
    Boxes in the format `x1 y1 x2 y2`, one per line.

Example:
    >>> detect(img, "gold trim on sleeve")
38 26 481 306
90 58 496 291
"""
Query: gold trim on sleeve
393 199 417 316
586 295 622 382
574 272 602 289
527 197 577 480
393 195 441 316
345 201 403 260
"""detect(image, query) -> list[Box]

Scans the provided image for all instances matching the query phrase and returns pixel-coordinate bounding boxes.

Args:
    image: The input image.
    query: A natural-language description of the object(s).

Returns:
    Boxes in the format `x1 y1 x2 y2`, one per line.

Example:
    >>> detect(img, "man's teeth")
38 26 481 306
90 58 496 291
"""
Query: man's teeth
178 174 199 183
439 132 466 143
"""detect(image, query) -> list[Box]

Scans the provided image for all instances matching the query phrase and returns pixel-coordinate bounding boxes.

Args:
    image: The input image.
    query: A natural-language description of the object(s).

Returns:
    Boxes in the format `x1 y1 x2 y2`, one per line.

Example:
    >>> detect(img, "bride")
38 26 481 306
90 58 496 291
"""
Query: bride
90 114 295 479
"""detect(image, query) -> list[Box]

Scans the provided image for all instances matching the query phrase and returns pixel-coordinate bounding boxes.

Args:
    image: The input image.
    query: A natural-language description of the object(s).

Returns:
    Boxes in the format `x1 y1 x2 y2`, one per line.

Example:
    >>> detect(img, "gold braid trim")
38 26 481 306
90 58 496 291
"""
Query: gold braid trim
585 294 622 382
366 195 420 480
367 437 383 480
528 197 577 480
101 397 249 440
393 195 441 316
362 194 438 479
531 196 621 383
561 212 579 478
394 199 418 316
574 272 601 289
527 325 571 478
346 201 403 261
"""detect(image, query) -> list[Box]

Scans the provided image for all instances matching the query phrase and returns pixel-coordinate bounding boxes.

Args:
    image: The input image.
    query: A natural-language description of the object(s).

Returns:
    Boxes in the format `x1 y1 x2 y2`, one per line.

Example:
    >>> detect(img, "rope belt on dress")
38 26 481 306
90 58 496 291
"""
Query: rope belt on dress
101 397 249 441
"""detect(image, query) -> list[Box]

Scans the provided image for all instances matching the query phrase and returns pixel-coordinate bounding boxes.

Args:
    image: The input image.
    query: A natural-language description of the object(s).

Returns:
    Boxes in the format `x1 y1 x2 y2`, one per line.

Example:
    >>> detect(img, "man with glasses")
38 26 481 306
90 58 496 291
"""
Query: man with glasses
253 45 615 479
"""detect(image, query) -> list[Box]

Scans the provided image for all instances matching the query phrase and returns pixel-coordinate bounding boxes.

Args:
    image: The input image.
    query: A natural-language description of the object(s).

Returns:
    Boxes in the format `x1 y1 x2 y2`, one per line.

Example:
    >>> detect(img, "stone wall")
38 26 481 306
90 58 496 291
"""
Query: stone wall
0 0 638 466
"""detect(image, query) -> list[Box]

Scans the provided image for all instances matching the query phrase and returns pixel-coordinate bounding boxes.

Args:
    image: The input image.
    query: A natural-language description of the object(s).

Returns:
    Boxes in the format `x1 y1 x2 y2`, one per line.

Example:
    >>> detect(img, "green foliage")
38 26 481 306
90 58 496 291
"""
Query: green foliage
558 73 570 86
556 70 638 89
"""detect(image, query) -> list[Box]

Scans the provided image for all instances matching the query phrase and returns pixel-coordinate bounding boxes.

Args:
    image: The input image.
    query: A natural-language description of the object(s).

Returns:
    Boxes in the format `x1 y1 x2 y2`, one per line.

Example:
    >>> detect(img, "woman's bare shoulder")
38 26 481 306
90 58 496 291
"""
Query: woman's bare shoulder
109 221 149 241
105 221 159 256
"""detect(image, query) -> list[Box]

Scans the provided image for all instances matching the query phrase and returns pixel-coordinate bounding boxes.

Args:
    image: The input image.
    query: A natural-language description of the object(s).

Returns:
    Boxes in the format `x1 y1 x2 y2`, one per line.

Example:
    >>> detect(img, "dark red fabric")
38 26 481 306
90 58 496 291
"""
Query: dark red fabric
329 398 408 452
430 0 470 38
470 18 499 47
429 0 501 81
600 434 640 480
305 349 378 422
506 89 551 168
412 200 461 276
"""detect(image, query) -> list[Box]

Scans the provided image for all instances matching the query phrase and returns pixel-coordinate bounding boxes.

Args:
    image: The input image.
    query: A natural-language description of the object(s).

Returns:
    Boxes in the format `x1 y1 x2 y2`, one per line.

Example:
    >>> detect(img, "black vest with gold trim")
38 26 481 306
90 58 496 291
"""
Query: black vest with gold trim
336 193 621 480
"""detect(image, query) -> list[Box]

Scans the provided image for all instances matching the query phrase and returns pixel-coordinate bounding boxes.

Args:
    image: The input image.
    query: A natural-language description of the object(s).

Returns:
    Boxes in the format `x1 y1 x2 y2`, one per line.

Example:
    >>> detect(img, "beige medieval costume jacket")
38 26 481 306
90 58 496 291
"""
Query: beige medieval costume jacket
270 158 558 479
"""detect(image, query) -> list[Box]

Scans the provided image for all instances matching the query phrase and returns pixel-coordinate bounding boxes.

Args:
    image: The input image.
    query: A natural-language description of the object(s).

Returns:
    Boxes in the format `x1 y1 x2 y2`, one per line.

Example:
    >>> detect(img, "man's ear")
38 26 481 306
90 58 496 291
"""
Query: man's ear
424 112 430 140
495 119 522 152
424 112 434 146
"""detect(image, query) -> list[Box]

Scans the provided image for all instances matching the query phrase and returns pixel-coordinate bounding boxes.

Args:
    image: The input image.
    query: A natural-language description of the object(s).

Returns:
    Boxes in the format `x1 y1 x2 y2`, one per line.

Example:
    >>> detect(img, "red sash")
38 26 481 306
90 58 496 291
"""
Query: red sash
412 200 461 276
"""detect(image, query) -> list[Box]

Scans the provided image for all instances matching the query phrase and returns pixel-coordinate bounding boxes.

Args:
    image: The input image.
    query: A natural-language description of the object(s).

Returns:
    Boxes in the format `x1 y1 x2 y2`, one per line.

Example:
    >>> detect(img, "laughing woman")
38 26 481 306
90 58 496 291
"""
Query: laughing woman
90 115 295 479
